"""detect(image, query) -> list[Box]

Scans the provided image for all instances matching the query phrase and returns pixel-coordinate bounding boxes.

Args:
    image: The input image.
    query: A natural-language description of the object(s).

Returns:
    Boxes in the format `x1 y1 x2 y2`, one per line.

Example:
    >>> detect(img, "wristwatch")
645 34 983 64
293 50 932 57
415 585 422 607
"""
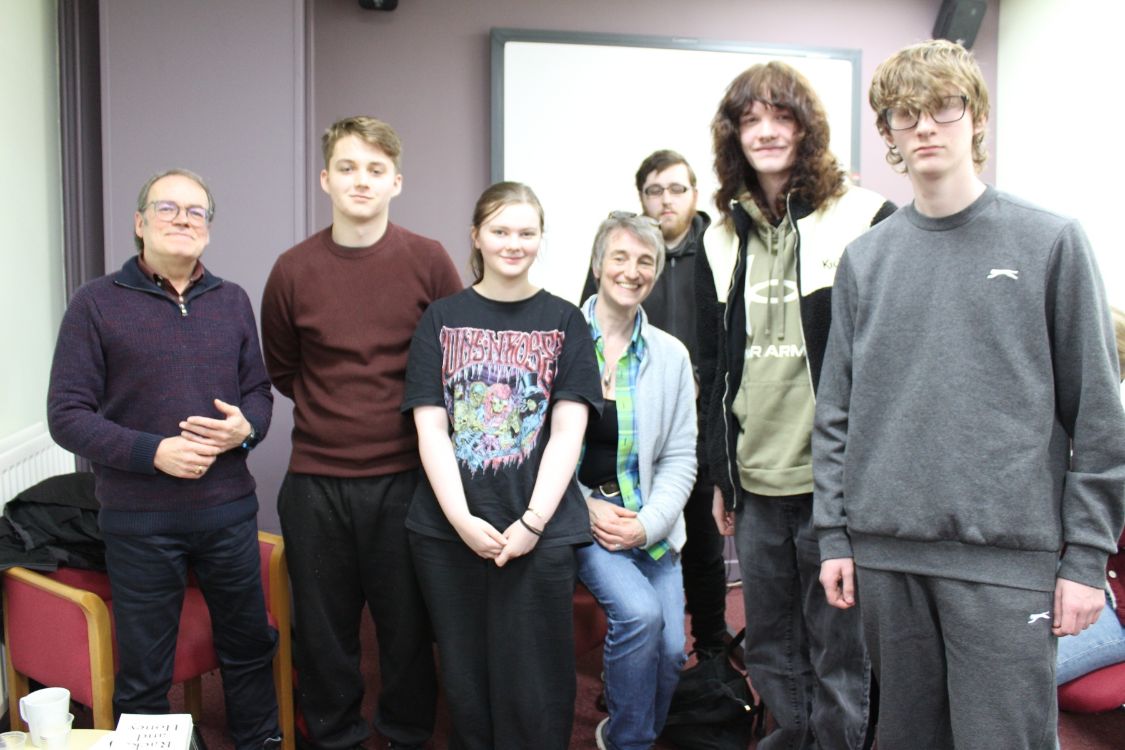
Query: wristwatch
241 424 261 451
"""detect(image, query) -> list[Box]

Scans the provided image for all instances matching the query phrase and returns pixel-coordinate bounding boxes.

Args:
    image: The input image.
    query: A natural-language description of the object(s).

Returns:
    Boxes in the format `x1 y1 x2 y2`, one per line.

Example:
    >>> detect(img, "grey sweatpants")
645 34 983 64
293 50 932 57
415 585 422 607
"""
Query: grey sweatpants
856 567 1058 750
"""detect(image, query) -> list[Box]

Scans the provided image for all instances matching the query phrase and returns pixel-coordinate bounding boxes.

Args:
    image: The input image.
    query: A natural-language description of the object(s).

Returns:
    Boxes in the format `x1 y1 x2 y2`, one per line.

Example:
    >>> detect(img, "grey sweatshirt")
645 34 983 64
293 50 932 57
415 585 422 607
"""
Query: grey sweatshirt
813 187 1125 592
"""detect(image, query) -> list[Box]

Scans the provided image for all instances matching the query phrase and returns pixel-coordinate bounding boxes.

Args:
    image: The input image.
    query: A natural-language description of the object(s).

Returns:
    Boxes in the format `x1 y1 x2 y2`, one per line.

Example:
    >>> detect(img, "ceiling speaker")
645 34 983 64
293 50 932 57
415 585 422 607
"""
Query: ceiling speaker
933 0 986 49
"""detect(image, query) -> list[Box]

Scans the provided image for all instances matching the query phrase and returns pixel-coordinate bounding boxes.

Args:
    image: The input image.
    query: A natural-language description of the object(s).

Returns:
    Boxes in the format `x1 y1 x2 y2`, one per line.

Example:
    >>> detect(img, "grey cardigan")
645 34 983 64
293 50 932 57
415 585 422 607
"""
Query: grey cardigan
581 296 698 552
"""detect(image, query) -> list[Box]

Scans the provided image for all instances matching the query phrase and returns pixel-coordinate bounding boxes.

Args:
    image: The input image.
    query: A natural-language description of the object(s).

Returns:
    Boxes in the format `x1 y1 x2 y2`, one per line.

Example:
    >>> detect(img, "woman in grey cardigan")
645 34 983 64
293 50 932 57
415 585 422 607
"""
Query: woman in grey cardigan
577 212 698 750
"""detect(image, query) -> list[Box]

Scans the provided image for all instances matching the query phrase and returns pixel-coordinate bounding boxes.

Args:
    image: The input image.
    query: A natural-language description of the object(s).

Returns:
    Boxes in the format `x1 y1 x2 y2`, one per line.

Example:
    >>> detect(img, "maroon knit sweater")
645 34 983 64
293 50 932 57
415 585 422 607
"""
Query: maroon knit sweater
261 224 462 476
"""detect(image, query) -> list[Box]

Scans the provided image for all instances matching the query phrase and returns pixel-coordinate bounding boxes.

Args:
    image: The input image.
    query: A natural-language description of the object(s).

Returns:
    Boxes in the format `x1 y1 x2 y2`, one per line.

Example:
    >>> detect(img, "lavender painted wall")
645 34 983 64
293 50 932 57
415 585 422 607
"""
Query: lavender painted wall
311 0 1000 272
95 0 998 531
99 0 306 531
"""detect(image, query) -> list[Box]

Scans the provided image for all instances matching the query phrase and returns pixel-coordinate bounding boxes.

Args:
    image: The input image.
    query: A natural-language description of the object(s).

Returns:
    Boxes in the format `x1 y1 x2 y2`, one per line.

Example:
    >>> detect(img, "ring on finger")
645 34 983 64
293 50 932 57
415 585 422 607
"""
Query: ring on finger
195 466 203 475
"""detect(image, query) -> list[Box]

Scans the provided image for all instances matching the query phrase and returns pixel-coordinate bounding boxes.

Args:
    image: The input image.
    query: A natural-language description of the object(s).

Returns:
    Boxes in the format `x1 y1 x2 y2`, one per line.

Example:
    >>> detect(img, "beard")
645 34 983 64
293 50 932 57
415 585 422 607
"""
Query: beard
659 209 694 245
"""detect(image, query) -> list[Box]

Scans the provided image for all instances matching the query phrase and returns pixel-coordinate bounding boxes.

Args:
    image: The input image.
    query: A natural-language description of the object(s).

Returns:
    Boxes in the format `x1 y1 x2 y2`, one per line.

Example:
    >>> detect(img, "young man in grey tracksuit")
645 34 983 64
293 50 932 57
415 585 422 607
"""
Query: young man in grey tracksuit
813 40 1125 750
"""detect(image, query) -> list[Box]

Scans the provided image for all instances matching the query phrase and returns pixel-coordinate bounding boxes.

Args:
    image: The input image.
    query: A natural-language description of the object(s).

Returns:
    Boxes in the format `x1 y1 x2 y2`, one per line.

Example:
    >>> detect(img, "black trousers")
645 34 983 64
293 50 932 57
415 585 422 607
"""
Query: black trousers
104 516 279 750
410 532 578 750
278 471 437 749
680 477 729 651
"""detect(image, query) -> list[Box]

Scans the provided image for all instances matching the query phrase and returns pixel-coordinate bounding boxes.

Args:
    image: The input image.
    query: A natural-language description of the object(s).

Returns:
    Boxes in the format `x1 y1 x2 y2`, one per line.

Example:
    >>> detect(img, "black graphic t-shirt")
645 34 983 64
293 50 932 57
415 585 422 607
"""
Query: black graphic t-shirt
403 288 603 547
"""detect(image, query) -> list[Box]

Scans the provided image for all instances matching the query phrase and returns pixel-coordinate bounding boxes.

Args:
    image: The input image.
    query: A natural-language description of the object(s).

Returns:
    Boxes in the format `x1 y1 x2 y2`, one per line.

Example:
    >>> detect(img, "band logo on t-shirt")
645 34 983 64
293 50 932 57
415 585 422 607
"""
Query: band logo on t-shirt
439 326 565 474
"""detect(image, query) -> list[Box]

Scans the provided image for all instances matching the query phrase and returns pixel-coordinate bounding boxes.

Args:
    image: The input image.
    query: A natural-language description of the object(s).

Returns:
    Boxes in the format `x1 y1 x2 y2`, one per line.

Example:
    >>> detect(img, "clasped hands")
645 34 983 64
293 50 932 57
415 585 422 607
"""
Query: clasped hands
587 497 646 552
452 512 540 567
154 398 251 479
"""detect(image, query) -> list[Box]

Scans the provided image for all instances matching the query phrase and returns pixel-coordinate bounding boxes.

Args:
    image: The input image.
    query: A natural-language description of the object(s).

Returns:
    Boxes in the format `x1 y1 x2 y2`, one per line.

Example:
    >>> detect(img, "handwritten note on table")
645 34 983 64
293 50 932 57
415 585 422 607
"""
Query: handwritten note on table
113 715 193 750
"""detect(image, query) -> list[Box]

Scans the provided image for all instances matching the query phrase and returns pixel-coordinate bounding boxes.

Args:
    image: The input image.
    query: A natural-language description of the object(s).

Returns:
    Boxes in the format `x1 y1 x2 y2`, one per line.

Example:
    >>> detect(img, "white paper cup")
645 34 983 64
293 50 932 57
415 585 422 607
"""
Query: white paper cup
18 689 70 748
38 714 73 750
0 732 28 750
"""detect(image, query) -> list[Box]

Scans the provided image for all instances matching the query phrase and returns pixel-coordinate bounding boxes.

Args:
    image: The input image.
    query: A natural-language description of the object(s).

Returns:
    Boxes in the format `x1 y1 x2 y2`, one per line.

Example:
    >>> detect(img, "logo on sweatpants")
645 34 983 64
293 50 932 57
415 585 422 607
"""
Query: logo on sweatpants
1027 610 1051 625
987 268 1019 280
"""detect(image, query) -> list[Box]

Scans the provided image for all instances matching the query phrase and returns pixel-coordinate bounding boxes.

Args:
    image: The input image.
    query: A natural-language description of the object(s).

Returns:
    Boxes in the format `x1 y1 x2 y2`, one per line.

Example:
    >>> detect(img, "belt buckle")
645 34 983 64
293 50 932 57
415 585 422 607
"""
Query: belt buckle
598 480 621 498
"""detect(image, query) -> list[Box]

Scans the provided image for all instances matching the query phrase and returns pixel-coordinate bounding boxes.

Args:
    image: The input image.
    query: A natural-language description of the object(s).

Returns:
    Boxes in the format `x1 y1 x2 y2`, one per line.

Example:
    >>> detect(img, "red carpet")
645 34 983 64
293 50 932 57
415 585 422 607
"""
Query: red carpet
160 585 1123 749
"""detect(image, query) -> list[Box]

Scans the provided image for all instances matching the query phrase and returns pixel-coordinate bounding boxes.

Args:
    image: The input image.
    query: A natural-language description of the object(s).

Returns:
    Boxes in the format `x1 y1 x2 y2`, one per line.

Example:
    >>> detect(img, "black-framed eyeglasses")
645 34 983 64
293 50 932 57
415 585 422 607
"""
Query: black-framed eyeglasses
145 201 211 226
641 183 692 198
884 95 968 131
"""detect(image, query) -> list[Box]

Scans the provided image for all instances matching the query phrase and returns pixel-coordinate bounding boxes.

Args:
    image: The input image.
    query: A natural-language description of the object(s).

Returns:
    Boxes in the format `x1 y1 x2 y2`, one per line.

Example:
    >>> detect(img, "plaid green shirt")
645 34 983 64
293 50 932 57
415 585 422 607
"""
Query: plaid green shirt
586 297 670 560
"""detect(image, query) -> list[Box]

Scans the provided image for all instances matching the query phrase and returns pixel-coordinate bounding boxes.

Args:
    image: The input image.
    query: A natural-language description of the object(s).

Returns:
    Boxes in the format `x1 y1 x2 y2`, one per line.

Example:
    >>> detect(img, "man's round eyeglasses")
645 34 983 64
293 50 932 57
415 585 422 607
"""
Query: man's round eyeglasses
884 95 968 131
145 201 211 227
642 183 692 198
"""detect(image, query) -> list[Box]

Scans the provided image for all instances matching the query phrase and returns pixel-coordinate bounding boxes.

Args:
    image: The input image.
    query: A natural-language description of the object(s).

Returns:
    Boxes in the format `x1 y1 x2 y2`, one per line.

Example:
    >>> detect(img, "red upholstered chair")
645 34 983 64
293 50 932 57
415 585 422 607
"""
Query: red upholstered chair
2 531 294 750
573 582 608 656
1058 661 1125 714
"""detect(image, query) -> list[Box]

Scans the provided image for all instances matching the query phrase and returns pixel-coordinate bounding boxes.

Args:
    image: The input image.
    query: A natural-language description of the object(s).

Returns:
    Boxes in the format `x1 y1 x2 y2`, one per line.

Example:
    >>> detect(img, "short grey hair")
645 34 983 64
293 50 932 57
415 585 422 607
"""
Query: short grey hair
134 168 216 251
589 212 666 281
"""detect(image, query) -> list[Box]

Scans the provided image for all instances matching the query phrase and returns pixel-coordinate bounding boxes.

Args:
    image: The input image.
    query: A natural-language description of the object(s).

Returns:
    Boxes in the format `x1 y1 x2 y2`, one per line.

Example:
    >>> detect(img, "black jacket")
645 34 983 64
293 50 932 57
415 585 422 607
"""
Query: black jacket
697 189 896 510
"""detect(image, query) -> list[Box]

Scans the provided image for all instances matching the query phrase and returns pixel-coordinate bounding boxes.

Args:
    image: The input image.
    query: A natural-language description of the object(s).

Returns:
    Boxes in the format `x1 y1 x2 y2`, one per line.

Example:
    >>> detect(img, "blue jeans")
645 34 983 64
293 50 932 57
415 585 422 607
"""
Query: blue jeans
1056 599 1125 684
735 491 870 750
577 542 686 750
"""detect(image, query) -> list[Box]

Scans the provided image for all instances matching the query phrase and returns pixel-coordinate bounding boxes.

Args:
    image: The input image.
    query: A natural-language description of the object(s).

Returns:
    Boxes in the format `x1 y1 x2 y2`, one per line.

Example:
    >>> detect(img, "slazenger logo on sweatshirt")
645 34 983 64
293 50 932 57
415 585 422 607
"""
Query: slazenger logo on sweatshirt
987 268 1019 280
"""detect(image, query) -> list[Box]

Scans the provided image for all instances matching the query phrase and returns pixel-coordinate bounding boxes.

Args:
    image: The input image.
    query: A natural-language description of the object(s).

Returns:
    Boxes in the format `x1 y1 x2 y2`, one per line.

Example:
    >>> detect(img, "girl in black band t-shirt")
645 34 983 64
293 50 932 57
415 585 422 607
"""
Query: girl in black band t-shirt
403 182 601 749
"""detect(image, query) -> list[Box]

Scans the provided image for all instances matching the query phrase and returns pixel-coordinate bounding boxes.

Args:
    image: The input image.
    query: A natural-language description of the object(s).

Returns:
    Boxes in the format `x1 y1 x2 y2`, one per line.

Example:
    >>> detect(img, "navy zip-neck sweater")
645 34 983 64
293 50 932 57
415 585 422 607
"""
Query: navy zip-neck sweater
47 257 273 534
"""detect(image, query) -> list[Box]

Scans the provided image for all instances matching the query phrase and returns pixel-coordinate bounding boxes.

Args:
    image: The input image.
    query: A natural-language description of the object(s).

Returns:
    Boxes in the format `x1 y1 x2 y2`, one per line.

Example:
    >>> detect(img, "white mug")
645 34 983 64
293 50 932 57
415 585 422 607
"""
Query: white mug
18 688 70 748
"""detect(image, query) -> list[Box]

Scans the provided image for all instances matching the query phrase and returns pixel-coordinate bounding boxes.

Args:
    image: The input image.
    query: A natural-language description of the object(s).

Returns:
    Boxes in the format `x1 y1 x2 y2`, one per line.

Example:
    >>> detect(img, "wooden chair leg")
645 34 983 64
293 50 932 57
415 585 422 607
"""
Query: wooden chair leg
92 689 116 730
274 654 295 750
184 676 203 722
6 668 30 732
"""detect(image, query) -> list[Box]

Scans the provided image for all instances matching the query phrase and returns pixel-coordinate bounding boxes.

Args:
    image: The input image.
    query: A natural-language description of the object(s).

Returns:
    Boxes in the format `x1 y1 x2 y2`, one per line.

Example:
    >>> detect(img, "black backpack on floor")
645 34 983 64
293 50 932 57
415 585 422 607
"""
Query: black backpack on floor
660 629 765 750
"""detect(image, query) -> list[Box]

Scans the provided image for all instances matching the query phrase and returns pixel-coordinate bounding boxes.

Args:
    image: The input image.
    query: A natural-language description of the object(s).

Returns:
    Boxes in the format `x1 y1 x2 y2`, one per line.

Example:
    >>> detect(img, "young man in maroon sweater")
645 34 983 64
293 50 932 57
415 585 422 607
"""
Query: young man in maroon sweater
261 117 462 750
48 169 280 750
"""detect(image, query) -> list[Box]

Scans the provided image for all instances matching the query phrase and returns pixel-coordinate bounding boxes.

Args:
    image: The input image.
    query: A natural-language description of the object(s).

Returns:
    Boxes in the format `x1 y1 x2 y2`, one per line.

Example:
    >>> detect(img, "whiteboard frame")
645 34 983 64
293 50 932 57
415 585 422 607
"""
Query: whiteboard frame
490 28 863 301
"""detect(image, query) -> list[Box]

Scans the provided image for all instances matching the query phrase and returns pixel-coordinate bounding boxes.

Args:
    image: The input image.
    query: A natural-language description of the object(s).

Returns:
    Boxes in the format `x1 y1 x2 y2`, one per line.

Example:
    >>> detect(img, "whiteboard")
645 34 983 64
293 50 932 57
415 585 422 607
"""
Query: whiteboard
491 29 861 302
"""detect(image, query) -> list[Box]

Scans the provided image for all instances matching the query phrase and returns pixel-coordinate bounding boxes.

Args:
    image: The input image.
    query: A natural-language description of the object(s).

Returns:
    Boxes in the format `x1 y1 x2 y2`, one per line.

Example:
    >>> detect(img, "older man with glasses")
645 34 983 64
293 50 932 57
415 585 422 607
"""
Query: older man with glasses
48 168 281 750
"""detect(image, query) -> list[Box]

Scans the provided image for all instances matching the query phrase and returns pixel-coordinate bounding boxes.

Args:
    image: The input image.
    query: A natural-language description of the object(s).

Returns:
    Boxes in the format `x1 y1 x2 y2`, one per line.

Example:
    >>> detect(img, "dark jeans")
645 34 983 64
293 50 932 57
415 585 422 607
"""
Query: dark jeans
104 516 279 750
735 491 870 750
278 472 436 750
410 532 577 750
680 477 728 651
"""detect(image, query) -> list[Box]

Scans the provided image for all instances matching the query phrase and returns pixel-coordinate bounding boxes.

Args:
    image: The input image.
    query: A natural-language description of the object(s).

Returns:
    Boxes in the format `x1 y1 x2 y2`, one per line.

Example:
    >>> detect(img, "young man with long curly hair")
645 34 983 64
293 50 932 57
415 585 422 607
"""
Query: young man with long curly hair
697 61 894 750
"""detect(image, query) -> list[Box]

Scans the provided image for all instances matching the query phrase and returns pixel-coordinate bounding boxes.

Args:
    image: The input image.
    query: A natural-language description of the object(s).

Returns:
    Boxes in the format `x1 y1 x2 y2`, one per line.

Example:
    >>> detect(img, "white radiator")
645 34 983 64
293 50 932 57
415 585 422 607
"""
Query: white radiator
0 423 75 508
0 422 74 714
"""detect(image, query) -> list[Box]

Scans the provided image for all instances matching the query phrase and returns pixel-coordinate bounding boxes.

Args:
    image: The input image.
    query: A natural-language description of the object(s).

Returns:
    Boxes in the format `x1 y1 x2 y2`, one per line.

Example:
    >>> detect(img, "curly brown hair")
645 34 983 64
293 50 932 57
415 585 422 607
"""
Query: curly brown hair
869 39 990 174
712 62 844 223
